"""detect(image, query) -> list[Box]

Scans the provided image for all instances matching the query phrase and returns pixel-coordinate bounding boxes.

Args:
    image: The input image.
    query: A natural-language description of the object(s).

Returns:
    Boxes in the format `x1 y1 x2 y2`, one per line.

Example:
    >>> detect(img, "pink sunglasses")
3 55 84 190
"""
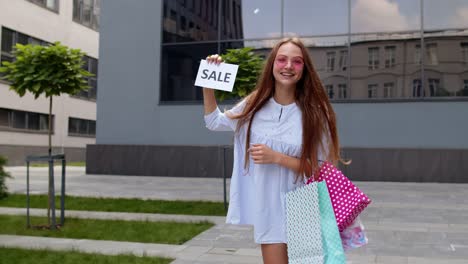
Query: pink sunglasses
275 55 304 70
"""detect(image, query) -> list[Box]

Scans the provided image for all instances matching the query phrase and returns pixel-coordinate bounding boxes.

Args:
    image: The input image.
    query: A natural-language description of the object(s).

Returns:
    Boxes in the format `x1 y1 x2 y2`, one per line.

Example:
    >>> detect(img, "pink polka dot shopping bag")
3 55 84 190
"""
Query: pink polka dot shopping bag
307 162 372 232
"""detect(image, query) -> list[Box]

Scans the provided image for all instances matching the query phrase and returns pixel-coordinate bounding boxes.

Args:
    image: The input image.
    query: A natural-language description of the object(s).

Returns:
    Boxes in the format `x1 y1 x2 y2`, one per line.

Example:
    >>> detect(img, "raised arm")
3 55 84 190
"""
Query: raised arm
202 54 245 131
202 54 223 114
203 88 217 115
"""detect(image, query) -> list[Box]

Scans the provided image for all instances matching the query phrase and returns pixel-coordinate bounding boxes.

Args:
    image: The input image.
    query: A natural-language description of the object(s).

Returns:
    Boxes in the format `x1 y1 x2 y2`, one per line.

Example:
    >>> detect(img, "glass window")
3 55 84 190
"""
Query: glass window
89 121 96 135
68 117 96 136
284 0 348 36
368 47 379 70
46 0 57 10
326 52 336 72
163 0 218 42
1 28 14 54
0 109 51 132
12 111 26 129
458 80 468 96
325 85 334 99
384 46 396 68
351 0 420 33
351 32 420 100
367 84 378 98
69 118 79 134
428 78 444 96
73 0 100 31
412 79 422 97
338 84 347 99
227 0 281 40
462 43 468 64
39 115 49 131
422 31 467 98
73 56 98 100
425 43 438 65
383 82 395 98
0 109 9 127
79 119 88 134
414 44 421 64
160 42 218 101
27 113 40 130
28 0 58 11
339 50 348 71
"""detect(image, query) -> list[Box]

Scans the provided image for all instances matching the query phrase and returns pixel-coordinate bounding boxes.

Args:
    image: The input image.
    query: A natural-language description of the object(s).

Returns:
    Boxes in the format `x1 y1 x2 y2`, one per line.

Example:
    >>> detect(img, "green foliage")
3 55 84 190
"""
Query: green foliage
1 248 173 264
1 194 227 216
0 215 213 245
215 47 264 101
0 156 11 199
0 42 92 98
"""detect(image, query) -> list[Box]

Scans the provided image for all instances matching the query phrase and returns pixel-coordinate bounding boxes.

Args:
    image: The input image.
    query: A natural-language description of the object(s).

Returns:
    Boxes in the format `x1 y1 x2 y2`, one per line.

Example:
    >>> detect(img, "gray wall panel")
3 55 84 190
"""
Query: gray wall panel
0 145 85 166
87 145 468 182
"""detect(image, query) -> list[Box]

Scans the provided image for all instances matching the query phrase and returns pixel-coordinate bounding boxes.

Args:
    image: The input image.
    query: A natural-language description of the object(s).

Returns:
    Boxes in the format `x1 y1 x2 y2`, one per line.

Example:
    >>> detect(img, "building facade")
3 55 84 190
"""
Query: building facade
88 0 468 182
0 0 100 165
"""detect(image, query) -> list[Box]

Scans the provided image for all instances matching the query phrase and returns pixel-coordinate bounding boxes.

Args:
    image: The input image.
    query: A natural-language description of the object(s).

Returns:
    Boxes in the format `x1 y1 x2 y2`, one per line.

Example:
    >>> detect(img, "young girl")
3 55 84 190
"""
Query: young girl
203 37 342 264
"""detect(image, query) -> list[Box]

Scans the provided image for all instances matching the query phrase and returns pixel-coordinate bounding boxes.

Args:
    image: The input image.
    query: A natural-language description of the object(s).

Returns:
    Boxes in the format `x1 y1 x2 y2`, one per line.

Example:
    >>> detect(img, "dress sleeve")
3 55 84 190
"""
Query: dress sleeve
204 99 246 132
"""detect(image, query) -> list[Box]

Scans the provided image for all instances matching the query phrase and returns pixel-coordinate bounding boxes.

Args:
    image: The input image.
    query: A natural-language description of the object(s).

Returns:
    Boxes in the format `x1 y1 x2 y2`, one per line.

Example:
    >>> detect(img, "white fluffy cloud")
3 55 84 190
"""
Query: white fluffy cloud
451 7 468 28
352 0 416 32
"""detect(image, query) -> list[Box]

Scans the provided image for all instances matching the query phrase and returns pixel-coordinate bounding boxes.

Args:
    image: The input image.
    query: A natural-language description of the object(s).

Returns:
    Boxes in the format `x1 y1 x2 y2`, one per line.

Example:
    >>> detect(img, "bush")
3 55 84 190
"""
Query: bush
0 156 11 199
215 47 264 102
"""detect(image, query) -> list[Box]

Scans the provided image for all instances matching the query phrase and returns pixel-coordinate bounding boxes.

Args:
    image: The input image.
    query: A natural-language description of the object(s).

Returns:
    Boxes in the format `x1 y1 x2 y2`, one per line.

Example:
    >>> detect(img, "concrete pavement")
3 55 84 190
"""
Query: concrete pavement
1 166 468 263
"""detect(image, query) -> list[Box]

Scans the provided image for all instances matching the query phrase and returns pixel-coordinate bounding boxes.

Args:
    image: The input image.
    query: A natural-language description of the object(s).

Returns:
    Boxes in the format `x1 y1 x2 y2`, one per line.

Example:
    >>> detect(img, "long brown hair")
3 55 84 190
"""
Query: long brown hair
230 37 342 181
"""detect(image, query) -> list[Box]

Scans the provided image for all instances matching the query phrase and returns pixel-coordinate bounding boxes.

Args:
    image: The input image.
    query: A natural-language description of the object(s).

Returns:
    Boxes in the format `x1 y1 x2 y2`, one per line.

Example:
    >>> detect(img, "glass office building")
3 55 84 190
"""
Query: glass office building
161 0 468 102
89 0 468 182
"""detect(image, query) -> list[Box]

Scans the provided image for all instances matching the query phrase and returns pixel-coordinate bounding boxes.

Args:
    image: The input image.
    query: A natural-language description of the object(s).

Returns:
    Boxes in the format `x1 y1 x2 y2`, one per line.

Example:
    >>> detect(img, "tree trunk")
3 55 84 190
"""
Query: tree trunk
47 96 53 225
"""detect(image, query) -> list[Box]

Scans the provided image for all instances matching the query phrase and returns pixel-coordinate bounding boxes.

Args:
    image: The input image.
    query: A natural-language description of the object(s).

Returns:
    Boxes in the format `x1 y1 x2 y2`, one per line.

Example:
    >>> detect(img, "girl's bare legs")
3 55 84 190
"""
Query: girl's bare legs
261 243 288 264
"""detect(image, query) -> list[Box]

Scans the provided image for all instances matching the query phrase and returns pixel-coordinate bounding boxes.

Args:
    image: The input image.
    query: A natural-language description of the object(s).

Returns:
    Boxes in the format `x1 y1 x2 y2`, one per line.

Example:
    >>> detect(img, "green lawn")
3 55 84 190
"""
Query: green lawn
0 215 213 244
0 247 173 264
0 194 226 216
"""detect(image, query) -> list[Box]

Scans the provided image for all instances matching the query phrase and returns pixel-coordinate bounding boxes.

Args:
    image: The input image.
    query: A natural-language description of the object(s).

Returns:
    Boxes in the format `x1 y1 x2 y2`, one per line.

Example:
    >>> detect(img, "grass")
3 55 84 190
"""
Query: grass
0 215 213 244
0 194 226 216
0 247 173 264
29 161 86 167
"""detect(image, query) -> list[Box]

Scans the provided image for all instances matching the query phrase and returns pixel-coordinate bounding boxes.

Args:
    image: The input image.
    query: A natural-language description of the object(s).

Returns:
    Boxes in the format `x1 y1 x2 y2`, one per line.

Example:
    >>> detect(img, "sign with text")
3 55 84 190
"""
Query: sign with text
195 60 239 92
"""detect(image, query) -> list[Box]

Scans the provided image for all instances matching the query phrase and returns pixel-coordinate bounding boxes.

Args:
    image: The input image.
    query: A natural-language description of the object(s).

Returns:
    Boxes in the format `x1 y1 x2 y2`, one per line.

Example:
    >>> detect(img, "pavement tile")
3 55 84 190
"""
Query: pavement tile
3 167 468 263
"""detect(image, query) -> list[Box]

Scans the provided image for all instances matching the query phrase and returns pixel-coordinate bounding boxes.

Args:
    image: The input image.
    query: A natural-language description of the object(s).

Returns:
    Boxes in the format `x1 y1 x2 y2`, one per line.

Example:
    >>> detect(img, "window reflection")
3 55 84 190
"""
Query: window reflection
160 43 217 101
351 0 420 33
284 0 347 35
423 30 468 97
160 0 468 102
350 32 422 99
236 0 281 39
424 0 468 29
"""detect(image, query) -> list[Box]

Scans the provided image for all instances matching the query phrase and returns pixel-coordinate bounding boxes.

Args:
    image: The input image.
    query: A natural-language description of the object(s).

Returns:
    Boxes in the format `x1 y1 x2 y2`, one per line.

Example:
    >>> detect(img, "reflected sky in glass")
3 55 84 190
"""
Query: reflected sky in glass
241 0 281 39
351 0 420 33
424 0 468 29
284 0 348 36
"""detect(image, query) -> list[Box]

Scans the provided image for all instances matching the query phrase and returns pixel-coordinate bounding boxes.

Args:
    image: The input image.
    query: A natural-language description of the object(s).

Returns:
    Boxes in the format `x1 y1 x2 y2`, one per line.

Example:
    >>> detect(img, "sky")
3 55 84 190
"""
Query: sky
241 0 468 39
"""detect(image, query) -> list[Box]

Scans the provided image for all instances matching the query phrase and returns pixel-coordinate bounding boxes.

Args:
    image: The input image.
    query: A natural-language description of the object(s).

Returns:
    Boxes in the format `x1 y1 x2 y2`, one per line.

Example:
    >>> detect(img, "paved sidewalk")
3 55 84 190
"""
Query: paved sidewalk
2 166 468 263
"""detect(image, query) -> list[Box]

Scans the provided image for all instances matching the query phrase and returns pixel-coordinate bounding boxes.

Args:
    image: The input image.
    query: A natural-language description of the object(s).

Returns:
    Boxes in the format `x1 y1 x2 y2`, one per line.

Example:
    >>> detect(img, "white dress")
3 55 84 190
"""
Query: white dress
205 97 323 244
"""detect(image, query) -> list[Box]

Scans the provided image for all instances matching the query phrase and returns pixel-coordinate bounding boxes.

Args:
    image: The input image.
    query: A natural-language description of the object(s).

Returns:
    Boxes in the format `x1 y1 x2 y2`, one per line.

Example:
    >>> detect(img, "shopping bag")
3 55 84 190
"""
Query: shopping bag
286 182 324 264
317 181 347 263
307 162 371 231
340 216 369 251
286 181 346 264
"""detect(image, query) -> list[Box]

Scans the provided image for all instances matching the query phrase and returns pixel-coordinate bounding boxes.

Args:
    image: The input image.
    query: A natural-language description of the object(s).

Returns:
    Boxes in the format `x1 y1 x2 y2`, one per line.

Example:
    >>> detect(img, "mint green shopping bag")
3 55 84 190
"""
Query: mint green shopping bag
317 181 346 263
286 181 346 264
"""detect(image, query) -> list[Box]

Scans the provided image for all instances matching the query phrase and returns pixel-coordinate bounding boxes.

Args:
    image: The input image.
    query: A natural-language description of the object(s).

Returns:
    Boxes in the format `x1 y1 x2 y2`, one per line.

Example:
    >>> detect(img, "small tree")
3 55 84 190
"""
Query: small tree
215 47 264 102
0 42 92 226
0 156 11 199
